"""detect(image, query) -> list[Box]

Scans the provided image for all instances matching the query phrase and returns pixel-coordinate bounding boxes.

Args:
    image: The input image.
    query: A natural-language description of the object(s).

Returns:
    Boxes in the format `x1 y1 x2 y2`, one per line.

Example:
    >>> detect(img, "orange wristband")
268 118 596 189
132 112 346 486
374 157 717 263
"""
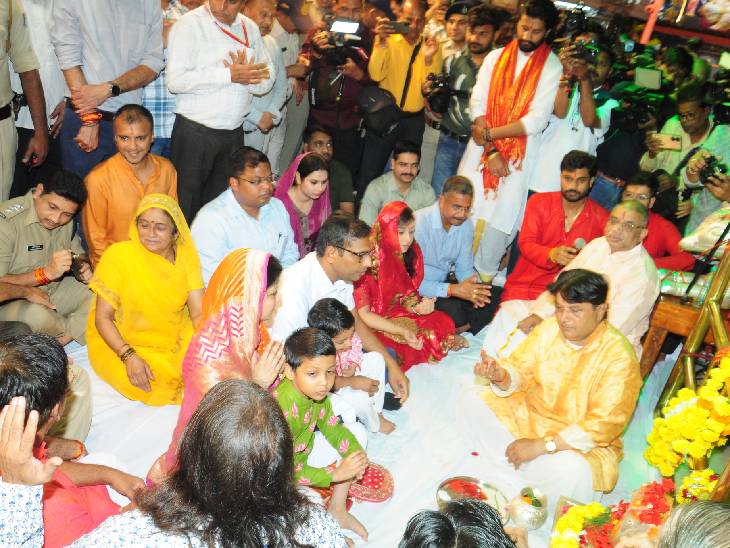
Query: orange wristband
34 267 50 285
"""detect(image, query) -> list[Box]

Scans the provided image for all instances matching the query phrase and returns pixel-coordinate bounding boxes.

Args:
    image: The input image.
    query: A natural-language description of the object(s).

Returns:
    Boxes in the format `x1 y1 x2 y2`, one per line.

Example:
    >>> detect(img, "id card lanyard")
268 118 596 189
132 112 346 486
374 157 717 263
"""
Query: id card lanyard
206 6 249 48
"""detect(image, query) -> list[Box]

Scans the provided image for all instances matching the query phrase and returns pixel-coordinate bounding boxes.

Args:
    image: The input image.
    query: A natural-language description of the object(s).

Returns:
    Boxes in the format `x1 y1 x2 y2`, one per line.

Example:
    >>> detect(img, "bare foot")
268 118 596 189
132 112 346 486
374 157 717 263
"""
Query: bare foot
44 436 86 460
378 414 396 434
330 508 368 542
452 335 469 351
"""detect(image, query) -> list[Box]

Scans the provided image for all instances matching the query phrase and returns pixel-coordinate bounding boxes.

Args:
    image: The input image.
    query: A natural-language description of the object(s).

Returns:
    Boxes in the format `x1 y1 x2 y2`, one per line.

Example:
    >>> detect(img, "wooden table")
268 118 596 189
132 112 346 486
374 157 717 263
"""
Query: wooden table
640 295 730 378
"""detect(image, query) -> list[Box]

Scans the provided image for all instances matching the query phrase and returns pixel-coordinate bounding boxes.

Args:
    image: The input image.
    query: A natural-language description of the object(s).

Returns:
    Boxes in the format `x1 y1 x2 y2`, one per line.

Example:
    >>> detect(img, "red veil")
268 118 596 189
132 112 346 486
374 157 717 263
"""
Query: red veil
355 201 455 371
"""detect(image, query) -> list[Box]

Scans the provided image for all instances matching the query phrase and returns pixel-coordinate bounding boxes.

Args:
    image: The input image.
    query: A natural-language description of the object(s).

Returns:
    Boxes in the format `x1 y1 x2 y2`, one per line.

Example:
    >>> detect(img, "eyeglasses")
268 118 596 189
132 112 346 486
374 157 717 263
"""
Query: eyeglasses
622 191 651 202
334 245 372 263
237 174 277 186
607 217 645 232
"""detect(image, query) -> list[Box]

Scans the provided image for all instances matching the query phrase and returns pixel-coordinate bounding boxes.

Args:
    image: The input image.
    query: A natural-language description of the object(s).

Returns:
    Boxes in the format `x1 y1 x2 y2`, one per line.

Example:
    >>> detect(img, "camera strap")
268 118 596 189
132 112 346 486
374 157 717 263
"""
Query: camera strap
399 39 422 109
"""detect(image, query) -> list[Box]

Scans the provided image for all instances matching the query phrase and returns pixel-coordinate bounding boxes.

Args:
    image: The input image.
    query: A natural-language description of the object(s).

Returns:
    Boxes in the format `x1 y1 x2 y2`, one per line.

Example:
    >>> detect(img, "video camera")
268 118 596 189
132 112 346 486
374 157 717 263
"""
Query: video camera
322 16 363 66
707 69 730 125
610 84 664 133
425 73 468 115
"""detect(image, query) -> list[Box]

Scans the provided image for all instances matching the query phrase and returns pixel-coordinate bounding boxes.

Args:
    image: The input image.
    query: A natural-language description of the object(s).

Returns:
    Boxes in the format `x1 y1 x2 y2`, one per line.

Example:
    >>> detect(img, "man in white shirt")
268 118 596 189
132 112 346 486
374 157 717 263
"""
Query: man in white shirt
8 0 65 198
457 0 562 280
483 201 660 360
51 0 164 179
242 0 289 175
167 0 274 221
191 146 298 284
272 212 411 403
530 39 618 194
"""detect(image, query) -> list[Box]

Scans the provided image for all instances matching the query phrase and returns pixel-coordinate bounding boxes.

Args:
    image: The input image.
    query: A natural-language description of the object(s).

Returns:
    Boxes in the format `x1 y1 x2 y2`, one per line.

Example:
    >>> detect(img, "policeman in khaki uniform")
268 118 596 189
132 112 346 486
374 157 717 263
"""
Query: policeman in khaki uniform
0 169 93 442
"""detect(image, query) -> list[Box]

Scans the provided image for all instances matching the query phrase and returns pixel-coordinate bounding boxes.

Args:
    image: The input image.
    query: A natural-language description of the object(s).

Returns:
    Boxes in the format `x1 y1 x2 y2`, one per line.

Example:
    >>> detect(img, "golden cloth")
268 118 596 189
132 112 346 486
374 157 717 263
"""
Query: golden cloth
482 318 642 492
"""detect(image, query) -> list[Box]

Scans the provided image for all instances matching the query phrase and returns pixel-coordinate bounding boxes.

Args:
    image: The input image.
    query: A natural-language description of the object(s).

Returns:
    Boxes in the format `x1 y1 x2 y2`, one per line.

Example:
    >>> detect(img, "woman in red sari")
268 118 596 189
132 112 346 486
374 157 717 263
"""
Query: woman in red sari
354 201 466 371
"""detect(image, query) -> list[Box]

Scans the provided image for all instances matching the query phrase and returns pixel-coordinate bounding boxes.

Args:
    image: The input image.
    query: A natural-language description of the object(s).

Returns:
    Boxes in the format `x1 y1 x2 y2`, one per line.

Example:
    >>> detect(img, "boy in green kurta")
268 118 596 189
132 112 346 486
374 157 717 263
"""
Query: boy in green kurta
274 327 370 542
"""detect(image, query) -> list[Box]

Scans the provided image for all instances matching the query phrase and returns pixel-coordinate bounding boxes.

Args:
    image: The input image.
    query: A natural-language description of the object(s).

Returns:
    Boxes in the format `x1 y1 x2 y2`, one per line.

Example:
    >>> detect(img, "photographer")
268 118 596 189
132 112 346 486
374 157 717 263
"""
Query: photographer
639 82 721 227
357 0 441 200
531 36 618 194
429 4 498 195
678 125 729 234
303 0 373 180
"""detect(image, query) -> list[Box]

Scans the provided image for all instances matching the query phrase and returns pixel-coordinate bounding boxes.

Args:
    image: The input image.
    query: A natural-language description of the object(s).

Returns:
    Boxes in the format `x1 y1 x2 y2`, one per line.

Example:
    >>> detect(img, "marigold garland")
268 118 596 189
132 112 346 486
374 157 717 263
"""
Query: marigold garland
644 356 730 477
549 480 674 548
676 469 720 504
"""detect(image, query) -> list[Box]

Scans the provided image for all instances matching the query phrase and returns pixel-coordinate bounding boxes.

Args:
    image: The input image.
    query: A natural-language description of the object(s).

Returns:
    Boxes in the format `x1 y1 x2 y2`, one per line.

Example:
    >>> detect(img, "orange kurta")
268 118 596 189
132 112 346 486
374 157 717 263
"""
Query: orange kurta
82 153 178 266
482 318 642 492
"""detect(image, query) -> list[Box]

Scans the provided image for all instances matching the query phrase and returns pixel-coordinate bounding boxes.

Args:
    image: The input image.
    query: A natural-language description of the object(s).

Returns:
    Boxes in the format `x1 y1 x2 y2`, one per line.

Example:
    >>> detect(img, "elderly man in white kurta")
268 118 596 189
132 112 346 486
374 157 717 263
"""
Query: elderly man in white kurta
483 201 660 360
457 0 562 280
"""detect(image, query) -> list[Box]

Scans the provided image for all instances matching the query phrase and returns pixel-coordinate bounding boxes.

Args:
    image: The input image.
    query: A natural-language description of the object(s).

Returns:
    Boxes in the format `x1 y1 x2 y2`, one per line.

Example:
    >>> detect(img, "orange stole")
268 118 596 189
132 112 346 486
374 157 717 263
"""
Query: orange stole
481 40 551 195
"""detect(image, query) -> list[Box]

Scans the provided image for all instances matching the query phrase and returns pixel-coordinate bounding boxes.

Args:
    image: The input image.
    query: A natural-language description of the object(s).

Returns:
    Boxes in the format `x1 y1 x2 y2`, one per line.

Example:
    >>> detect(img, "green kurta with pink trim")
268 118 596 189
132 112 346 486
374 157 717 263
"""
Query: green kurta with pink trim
273 378 363 488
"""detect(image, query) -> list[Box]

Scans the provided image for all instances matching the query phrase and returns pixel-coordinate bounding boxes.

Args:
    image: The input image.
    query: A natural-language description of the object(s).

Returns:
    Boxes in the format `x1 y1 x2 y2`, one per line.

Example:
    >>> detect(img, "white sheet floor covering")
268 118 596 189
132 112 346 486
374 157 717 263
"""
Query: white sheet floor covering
66 329 682 548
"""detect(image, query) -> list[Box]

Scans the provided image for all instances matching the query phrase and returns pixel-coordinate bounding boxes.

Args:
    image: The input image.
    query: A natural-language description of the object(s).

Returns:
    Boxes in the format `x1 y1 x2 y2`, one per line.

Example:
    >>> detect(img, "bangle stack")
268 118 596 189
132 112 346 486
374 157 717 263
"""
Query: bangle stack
484 126 492 142
119 345 136 363
80 111 102 127
34 267 50 286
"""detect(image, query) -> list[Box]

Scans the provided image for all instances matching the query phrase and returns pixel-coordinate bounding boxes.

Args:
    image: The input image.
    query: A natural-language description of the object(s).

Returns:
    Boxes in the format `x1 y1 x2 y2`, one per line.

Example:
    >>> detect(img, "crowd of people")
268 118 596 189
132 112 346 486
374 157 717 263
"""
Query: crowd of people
0 0 729 545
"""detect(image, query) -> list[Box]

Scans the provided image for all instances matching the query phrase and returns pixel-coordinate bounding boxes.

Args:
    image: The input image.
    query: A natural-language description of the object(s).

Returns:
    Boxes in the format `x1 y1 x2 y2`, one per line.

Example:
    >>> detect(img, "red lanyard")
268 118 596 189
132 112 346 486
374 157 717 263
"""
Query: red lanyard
207 6 249 48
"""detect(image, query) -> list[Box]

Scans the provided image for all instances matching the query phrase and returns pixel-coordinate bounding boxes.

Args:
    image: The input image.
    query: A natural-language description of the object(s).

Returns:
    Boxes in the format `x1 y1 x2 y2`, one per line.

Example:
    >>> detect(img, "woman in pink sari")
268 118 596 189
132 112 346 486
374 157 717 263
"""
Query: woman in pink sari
274 152 331 255
355 201 466 372
157 248 285 474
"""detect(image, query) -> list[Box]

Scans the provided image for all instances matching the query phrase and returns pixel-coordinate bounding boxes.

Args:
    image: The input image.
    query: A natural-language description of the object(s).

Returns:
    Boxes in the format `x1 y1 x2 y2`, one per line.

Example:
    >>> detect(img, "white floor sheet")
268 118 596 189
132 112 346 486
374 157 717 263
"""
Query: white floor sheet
67 328 678 548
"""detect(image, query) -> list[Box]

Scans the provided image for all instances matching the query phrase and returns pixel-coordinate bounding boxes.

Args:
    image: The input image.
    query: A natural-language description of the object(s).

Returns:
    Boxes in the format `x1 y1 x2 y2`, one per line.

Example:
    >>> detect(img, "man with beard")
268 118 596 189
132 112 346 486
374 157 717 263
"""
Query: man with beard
483 200 659 360
358 140 435 225
499 151 607 305
457 0 562 282
415 176 492 335
430 4 498 195
190 146 298 284
302 125 355 213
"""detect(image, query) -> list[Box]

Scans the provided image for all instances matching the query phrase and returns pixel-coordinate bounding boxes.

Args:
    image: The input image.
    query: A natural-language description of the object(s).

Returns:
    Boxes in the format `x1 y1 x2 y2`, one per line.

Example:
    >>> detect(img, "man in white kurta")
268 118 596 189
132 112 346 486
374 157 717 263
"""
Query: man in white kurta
457 1 562 279
483 201 660 359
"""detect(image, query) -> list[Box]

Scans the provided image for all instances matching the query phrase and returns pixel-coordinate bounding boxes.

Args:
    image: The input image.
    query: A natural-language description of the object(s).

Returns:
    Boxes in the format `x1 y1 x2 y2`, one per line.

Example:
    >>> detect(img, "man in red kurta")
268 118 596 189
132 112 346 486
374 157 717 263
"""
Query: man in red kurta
621 173 695 272
501 150 608 303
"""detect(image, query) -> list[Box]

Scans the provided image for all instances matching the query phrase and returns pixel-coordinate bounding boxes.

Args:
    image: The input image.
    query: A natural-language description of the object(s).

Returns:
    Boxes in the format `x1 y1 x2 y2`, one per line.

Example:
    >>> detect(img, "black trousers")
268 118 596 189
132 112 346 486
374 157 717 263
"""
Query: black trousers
10 127 63 198
435 285 503 336
356 112 425 203
171 115 245 223
324 123 364 183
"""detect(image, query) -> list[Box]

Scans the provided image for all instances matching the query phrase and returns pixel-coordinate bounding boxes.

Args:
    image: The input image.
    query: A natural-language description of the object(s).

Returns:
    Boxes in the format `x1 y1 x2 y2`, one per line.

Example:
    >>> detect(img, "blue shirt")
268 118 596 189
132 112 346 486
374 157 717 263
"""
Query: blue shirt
414 202 476 298
191 188 299 284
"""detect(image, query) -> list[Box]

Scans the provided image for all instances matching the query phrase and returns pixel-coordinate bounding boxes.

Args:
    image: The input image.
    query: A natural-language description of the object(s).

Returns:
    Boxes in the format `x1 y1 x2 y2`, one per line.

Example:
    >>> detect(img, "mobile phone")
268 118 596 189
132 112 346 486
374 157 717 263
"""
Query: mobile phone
390 20 410 34
634 66 662 90
654 133 682 151
330 19 359 33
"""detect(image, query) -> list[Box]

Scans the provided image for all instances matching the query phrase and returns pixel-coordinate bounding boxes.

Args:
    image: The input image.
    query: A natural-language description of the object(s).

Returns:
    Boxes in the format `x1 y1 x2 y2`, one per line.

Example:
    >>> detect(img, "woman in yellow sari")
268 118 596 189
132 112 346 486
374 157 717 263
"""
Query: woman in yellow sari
86 194 204 405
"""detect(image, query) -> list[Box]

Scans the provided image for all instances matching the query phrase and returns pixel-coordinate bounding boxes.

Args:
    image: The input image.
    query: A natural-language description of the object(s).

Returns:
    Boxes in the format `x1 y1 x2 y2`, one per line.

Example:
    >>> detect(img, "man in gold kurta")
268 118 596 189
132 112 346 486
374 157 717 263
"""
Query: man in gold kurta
476 268 641 496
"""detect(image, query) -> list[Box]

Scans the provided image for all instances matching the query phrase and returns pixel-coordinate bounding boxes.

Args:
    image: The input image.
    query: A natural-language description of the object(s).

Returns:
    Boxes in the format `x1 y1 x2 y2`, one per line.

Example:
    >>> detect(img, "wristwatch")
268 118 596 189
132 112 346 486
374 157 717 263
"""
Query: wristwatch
109 82 122 97
544 436 557 454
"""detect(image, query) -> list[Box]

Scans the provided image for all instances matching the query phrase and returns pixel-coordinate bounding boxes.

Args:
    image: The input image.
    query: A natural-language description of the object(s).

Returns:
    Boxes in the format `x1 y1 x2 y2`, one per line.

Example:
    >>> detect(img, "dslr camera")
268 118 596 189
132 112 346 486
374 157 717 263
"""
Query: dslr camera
700 155 729 185
610 84 663 133
571 40 601 65
425 73 467 115
707 69 730 125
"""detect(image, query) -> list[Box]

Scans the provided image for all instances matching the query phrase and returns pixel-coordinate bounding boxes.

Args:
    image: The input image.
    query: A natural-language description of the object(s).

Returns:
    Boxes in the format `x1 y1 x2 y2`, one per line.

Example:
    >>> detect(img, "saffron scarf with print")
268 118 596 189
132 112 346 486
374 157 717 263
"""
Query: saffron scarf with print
482 39 551 195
